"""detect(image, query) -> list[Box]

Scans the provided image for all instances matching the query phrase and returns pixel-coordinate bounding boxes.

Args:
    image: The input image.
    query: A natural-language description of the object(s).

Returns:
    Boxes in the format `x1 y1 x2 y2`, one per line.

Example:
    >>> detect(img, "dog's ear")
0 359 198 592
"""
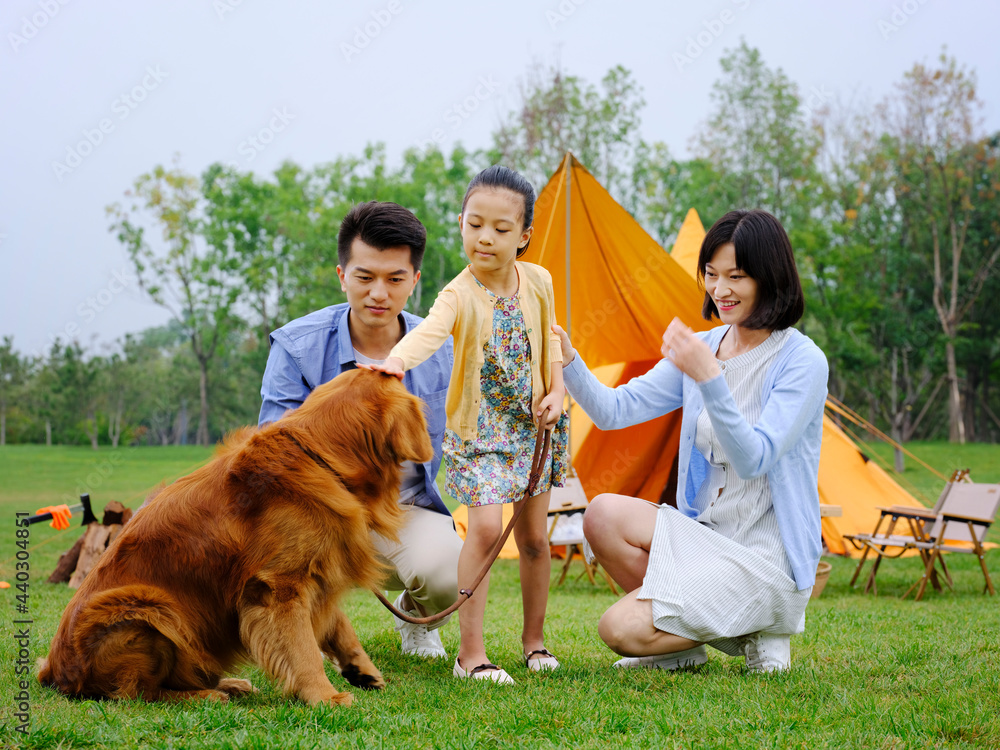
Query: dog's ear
383 383 433 465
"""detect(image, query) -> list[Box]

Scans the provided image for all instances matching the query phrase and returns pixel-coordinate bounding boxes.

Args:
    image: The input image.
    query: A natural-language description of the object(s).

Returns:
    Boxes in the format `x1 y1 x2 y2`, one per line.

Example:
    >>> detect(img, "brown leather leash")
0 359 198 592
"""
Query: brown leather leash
373 420 552 625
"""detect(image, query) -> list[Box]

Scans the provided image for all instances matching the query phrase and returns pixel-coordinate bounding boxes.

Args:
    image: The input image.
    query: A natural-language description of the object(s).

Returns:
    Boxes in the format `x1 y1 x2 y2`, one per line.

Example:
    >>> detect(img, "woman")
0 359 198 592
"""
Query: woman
553 209 828 672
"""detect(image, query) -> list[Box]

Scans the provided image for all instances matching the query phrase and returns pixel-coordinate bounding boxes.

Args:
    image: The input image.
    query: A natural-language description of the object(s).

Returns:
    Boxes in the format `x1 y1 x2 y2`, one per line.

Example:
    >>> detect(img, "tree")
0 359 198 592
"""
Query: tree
634 150 738 246
0 336 29 445
693 40 822 228
31 341 100 447
879 52 1000 443
809 101 938 469
202 162 312 348
490 63 647 211
957 132 1000 441
120 325 195 446
303 144 474 317
108 162 241 445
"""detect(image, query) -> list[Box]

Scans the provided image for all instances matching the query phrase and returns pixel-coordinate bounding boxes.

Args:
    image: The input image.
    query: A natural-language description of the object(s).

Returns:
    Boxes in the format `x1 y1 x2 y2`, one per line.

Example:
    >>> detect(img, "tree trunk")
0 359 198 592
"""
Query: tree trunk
86 408 99 450
888 349 905 473
1 402 5 446
108 395 123 449
945 339 965 444
45 419 52 446
962 365 979 442
196 359 209 446
173 401 188 445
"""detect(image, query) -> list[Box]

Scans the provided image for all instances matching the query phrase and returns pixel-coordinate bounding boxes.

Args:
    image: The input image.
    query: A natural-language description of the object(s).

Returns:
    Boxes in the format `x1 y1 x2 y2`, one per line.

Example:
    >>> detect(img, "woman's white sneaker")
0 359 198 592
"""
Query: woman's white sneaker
742 633 791 672
612 645 707 670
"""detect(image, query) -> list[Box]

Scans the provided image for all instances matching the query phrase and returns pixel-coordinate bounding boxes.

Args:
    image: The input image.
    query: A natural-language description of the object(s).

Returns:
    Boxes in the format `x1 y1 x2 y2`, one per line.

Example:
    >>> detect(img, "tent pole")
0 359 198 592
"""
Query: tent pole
565 154 572 340
564 155 577 476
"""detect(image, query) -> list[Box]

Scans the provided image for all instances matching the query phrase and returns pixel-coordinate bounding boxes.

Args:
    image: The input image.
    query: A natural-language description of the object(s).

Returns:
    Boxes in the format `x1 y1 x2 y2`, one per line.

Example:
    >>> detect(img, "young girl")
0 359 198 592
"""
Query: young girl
368 165 569 684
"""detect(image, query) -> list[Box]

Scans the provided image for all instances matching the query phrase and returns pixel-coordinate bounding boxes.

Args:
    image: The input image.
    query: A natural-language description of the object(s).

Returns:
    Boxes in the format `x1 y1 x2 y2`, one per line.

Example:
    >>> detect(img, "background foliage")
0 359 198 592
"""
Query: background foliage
2 44 997 447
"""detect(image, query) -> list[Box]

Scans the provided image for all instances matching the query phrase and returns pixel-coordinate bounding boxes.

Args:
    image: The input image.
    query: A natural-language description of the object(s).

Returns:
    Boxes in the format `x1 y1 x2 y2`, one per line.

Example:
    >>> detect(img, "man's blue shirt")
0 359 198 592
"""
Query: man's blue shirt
259 303 453 516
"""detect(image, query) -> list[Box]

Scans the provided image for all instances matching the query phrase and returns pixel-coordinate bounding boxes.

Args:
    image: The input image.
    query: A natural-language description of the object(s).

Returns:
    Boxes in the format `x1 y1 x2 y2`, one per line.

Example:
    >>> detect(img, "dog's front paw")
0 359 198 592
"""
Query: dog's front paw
304 689 354 707
327 690 354 707
340 663 385 690
216 678 257 697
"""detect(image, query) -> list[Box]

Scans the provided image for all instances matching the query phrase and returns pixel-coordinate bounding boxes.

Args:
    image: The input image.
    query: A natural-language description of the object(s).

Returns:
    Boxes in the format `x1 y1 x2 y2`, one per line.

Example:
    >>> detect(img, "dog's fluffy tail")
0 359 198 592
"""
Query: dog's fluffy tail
40 585 222 699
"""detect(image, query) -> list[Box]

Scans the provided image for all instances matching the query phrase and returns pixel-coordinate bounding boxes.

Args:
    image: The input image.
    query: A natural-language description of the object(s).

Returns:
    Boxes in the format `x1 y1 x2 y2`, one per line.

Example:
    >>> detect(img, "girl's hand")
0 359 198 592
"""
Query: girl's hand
357 356 405 380
536 390 564 430
551 324 577 366
661 319 720 382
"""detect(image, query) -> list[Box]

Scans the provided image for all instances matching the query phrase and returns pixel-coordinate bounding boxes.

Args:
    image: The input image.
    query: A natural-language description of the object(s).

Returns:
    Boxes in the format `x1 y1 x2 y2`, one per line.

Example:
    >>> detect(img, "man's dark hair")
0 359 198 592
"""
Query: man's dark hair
698 209 805 330
337 201 427 270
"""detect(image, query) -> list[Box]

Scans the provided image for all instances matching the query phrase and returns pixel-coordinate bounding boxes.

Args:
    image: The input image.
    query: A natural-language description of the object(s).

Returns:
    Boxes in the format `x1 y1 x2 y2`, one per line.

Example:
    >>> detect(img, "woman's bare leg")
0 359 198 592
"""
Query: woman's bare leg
583 494 659 591
599 590 701 657
584 494 700 657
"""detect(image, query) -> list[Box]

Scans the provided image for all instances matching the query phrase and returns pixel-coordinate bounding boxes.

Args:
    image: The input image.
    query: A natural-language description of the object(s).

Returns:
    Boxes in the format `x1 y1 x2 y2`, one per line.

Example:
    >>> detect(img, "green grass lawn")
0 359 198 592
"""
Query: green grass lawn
2 442 1000 749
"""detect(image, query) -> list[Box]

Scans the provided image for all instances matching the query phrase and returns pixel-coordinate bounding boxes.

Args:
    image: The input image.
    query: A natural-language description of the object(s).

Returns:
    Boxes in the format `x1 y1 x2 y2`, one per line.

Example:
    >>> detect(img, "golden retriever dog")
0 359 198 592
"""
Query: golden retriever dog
38 369 432 707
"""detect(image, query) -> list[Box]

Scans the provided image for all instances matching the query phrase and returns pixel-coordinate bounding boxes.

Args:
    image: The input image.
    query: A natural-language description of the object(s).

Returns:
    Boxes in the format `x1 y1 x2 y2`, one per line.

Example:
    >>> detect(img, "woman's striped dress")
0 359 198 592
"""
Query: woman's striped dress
637 328 813 652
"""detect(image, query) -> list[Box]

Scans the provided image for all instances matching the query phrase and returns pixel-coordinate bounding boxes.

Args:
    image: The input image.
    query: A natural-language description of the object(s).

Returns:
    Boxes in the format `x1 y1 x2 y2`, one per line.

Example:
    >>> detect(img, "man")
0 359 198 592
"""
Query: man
259 200 461 658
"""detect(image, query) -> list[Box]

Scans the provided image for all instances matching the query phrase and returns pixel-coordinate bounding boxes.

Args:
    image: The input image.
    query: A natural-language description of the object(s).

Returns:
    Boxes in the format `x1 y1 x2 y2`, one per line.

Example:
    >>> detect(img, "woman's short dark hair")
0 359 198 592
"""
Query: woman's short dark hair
698 209 805 330
337 201 427 271
461 165 536 257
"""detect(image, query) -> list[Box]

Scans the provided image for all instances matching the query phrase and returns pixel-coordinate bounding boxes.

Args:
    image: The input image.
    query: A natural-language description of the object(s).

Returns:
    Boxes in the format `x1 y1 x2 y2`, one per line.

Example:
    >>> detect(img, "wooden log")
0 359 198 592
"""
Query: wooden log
68 523 112 589
102 500 129 526
47 534 85 584
107 523 125 546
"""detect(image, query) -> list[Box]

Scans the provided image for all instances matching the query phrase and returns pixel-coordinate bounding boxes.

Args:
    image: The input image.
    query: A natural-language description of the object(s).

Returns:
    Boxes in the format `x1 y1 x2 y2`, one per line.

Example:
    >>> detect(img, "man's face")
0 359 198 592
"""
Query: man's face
336 239 420 331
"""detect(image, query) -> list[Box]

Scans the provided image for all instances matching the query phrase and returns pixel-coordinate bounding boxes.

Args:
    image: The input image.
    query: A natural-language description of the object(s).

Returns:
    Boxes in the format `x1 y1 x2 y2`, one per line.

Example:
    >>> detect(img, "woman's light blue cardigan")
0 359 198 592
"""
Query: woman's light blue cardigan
563 325 828 590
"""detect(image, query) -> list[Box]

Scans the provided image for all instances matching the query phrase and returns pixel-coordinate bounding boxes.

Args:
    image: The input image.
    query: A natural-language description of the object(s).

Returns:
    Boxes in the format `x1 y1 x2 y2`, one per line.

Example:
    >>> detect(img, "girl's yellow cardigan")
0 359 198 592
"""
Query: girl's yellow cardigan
390 262 562 443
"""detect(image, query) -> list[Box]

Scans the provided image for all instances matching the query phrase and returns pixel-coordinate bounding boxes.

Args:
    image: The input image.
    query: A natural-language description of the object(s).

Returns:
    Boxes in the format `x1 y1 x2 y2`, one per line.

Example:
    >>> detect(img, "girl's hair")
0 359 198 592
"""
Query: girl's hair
697 209 805 330
461 165 536 257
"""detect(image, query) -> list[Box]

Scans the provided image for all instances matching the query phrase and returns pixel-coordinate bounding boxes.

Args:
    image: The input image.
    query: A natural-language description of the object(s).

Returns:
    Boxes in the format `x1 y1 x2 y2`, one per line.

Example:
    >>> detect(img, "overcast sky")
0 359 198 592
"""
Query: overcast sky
2 0 997 359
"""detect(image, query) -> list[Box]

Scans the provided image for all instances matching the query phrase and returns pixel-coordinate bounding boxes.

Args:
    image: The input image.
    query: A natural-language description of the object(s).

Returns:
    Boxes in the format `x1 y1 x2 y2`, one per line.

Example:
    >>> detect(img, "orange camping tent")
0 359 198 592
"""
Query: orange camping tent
526 153 714 504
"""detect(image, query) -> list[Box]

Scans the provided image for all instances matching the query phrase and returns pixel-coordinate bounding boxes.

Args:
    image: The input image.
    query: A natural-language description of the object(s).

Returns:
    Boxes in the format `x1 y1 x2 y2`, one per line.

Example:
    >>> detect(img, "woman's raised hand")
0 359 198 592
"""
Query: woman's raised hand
661 319 720 383
551 324 577 366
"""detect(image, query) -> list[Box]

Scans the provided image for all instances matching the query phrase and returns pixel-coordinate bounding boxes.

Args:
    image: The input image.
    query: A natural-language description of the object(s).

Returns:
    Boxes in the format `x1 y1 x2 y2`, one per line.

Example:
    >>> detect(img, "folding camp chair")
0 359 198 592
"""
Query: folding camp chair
846 475 999 601
845 469 967 596
900 482 999 600
546 477 618 594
